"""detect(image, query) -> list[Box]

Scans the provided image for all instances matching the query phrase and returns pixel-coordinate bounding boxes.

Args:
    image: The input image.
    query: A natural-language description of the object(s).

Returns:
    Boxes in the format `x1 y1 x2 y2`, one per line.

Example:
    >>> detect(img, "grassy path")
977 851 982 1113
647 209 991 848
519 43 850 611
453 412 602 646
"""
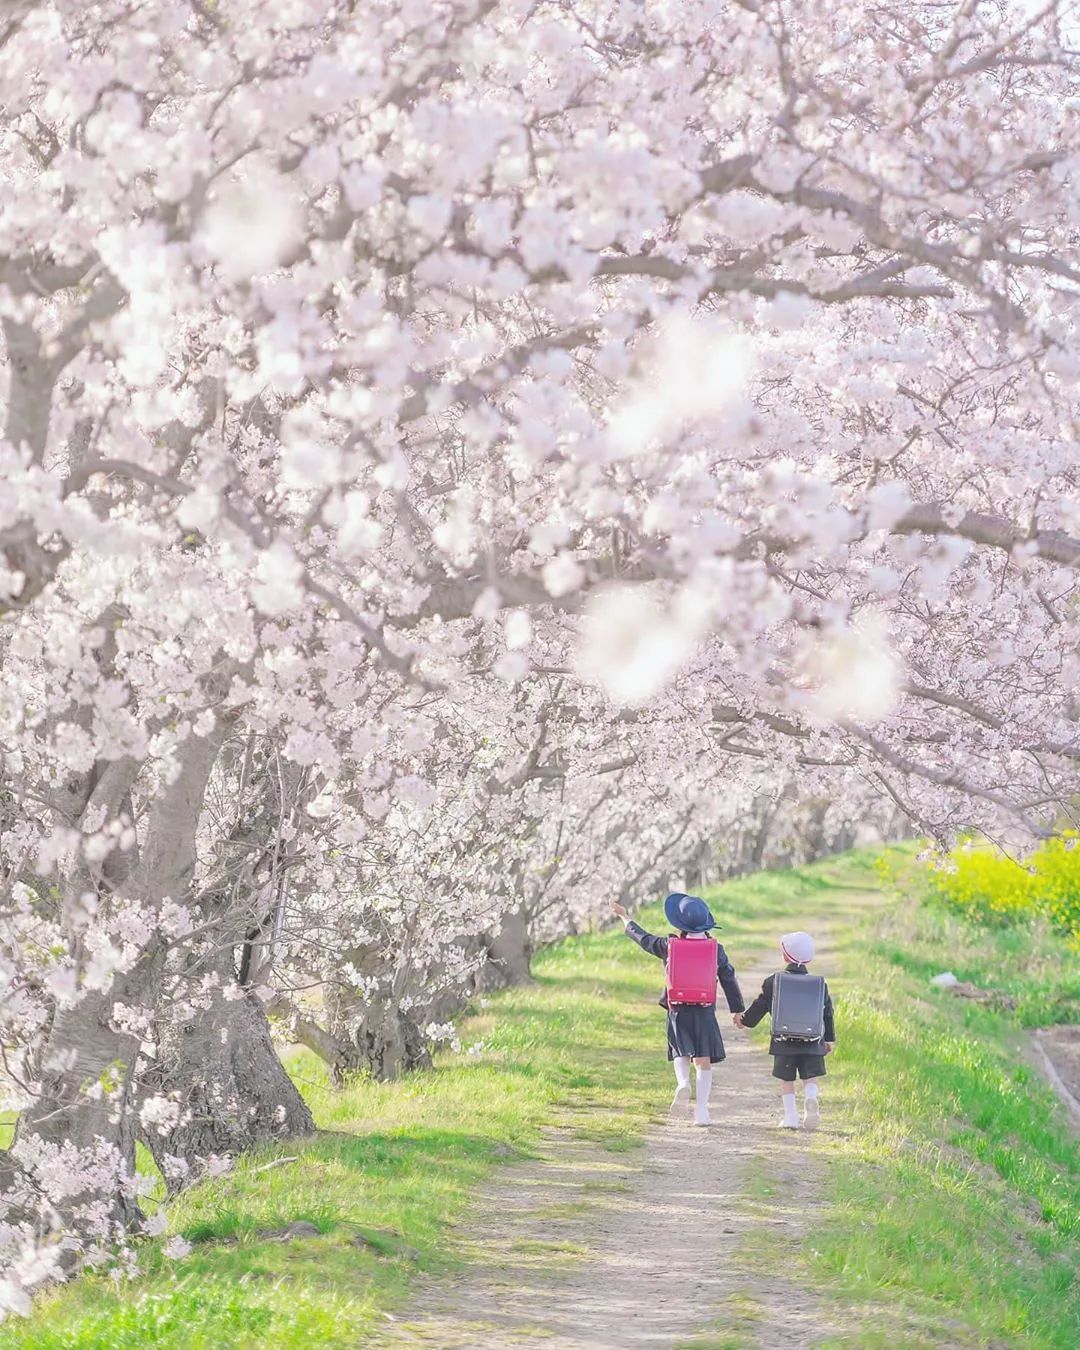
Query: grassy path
3 850 1078 1348
380 944 840 1348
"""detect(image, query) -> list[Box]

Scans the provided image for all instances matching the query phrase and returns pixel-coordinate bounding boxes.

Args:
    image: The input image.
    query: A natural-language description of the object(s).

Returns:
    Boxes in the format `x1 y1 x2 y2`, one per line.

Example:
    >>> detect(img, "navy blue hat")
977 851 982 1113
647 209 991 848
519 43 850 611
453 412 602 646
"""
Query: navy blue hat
664 892 716 933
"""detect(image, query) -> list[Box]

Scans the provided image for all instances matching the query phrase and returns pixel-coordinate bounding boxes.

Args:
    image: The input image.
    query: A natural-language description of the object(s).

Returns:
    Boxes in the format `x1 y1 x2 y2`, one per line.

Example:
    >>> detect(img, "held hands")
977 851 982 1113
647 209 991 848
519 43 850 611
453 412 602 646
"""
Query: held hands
732 1013 745 1028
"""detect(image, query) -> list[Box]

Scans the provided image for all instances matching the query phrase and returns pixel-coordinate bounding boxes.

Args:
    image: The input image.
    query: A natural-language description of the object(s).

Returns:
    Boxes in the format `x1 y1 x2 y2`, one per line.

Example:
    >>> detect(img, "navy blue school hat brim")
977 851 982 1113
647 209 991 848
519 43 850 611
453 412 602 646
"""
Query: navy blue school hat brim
663 892 716 933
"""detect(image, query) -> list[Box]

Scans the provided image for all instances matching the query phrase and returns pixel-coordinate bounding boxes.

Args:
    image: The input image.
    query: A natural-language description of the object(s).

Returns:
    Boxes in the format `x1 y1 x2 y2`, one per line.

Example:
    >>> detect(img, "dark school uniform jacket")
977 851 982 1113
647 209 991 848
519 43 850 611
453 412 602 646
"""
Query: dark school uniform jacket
740 962 835 1056
624 922 746 1013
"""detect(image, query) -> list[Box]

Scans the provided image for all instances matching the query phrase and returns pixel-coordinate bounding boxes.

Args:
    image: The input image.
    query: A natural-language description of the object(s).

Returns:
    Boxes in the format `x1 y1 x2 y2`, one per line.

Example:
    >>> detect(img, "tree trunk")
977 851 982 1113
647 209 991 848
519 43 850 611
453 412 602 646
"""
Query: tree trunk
323 985 432 1083
141 957 313 1191
8 967 156 1241
268 997 351 1074
302 935 432 1083
475 909 533 992
280 912 535 1088
748 796 777 870
800 799 829 862
7 723 227 1243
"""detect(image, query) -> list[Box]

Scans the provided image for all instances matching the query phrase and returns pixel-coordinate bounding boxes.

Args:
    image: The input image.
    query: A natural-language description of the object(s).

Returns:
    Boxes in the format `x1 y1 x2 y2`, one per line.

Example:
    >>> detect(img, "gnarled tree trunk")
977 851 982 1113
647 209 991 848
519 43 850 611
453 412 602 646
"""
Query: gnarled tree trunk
8 969 157 1240
137 749 315 1185
293 912 536 1085
322 978 432 1083
140 948 313 1190
8 725 225 1246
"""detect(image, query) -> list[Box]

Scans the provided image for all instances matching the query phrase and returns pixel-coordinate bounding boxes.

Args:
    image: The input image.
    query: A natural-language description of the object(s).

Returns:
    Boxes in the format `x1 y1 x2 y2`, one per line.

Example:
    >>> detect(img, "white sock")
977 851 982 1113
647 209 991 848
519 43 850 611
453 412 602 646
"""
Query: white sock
673 1057 691 1090
694 1066 713 1124
782 1094 799 1127
805 1082 819 1101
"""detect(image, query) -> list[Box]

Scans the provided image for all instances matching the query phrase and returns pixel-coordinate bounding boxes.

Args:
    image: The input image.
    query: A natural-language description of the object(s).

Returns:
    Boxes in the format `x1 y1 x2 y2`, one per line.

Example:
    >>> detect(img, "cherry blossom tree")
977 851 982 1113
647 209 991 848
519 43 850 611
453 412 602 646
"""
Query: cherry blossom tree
1 0 1079 1318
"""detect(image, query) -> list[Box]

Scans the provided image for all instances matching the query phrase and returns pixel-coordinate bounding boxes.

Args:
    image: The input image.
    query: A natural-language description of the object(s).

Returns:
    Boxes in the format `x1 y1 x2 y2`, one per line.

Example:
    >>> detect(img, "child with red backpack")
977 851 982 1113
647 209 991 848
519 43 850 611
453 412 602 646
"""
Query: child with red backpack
734 931 835 1130
611 893 745 1127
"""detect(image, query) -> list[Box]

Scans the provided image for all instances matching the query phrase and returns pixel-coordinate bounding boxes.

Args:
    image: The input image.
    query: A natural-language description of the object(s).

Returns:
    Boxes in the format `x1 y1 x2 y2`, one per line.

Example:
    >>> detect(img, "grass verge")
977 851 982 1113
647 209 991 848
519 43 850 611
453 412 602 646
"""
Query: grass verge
805 856 1080 1348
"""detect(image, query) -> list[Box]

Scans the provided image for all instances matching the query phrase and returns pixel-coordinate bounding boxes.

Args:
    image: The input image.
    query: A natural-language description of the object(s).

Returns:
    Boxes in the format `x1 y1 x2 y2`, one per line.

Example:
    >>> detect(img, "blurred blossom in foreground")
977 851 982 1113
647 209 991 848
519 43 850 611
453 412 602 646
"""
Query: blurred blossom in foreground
801 614 902 724
606 316 755 456
576 584 708 705
198 164 303 282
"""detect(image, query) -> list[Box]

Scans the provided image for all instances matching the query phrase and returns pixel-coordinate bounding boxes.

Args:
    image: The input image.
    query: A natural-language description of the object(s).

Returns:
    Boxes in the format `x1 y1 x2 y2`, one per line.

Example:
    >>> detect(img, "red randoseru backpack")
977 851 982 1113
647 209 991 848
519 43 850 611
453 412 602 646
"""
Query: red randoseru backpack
666 936 718 1005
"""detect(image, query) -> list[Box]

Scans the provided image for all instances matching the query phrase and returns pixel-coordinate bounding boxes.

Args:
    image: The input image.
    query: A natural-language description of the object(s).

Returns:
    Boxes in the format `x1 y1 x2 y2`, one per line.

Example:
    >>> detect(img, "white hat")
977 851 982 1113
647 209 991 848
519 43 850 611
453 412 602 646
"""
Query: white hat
781 931 815 964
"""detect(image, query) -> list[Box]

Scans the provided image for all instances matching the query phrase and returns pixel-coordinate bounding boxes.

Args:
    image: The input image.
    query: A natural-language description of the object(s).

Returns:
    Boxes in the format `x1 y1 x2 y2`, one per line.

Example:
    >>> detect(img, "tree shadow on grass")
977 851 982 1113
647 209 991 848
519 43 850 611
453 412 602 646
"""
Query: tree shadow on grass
174 1124 531 1251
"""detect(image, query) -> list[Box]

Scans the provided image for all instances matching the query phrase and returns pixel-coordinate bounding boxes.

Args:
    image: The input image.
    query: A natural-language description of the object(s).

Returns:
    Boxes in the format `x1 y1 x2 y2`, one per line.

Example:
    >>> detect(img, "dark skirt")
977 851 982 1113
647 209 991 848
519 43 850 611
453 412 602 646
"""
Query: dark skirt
666 1005 725 1062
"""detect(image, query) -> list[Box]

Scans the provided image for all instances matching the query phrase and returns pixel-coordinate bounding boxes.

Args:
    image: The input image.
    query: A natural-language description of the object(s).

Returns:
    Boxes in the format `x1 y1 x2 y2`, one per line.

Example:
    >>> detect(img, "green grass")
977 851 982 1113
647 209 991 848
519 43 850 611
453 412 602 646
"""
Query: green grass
4 847 1078 1348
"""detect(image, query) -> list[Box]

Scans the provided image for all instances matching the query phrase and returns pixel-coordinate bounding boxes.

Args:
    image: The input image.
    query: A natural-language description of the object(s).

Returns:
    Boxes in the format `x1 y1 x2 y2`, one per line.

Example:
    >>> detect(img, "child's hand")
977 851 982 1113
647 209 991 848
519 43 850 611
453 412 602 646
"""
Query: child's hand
732 1013 744 1028
824 1042 835 1055
611 901 629 922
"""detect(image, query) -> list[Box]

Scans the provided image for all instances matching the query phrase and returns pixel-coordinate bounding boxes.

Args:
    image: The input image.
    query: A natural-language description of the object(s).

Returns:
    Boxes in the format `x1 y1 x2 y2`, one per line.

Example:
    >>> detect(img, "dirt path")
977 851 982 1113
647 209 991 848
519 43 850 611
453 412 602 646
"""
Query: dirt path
1031 1026 1080 1131
377 946 844 1349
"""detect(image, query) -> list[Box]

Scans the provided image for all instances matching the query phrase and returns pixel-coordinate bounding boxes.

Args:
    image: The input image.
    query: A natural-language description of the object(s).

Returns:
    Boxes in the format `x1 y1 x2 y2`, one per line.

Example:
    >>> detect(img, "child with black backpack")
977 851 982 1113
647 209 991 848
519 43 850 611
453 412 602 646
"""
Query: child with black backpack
612 892 745 1127
734 931 835 1129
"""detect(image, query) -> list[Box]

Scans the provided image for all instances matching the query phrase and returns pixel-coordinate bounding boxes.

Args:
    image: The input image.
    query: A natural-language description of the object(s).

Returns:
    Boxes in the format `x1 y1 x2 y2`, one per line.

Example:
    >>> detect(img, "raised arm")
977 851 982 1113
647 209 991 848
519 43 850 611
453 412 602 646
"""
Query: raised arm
611 902 668 960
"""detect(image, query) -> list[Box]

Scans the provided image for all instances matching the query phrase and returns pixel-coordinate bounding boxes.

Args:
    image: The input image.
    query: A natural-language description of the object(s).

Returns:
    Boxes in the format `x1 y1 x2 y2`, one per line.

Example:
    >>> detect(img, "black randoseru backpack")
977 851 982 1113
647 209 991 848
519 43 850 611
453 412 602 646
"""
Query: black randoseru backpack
771 972 826 1042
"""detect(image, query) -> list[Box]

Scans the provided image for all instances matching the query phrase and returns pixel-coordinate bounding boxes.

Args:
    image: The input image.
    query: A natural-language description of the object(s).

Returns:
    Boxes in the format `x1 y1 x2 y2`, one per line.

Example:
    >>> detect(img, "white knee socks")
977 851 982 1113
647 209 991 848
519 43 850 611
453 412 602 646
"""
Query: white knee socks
694 1065 713 1126
804 1079 820 1127
781 1092 799 1127
671 1056 691 1110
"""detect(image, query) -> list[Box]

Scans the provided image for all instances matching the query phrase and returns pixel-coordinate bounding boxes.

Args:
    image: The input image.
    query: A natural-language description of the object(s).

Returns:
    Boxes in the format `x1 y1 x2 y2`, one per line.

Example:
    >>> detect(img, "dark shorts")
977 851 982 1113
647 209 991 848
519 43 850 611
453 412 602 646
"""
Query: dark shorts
772 1054 827 1081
